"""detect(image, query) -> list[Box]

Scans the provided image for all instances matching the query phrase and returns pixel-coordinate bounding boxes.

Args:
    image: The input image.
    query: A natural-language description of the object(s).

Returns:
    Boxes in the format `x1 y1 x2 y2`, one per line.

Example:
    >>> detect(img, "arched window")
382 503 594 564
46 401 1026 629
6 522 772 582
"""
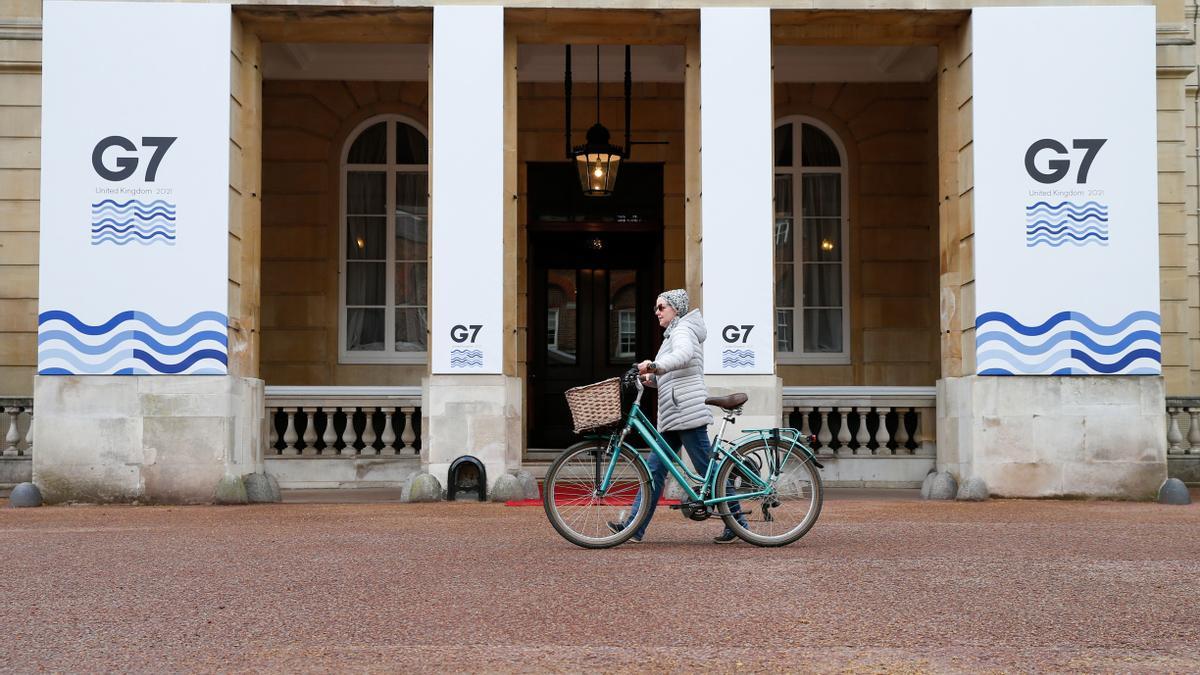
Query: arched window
339 115 429 363
774 117 849 362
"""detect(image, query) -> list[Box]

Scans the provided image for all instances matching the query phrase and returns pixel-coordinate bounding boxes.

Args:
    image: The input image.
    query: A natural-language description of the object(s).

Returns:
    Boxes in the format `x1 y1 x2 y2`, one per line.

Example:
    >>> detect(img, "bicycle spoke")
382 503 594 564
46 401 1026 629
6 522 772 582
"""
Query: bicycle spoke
544 443 650 547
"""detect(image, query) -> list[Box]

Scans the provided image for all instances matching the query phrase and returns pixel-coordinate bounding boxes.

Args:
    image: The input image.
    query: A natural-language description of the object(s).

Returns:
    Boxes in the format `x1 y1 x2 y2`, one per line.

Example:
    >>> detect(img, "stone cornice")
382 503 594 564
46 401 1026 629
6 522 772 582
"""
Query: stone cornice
0 18 41 41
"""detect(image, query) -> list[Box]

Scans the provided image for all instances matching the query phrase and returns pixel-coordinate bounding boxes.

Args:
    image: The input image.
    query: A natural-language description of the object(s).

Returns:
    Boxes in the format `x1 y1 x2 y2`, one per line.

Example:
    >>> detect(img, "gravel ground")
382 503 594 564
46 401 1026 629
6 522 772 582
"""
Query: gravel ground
1 493 1197 673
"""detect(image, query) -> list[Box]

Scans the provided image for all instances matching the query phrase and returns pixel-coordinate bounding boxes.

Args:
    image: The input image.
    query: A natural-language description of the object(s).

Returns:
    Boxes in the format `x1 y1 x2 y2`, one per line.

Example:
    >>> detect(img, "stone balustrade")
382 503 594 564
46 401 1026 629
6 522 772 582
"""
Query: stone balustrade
264 387 422 458
782 387 937 458
1166 397 1200 456
1 398 33 458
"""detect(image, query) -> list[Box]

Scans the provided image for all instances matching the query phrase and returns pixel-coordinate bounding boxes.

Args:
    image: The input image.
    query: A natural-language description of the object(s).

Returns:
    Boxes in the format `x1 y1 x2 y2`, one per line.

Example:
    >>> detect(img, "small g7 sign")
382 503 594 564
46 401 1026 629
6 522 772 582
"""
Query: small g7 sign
722 325 754 344
450 324 482 343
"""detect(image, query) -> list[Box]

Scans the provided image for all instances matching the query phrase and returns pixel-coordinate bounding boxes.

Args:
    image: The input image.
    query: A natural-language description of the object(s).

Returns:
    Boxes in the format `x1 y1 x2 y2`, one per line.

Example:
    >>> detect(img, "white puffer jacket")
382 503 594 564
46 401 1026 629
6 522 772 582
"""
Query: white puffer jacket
650 309 713 431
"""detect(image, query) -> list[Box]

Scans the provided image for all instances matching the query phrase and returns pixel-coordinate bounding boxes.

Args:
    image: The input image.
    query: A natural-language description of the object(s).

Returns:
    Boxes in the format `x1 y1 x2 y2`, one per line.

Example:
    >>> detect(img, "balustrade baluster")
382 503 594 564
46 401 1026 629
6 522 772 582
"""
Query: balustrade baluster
300 408 318 456
876 408 892 456
853 408 871 456
267 409 279 456
1167 407 1184 454
380 407 398 455
835 409 852 457
282 408 300 456
340 409 358 456
400 407 417 454
798 407 812 438
321 408 339 456
816 408 832 451
4 407 19 457
1188 409 1200 455
360 407 378 455
894 408 911 455
23 408 31 457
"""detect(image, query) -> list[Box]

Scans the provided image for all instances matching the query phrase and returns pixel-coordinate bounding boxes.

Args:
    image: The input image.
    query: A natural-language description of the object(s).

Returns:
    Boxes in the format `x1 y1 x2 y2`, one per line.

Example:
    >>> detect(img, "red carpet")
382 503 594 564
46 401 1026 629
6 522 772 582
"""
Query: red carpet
505 481 679 507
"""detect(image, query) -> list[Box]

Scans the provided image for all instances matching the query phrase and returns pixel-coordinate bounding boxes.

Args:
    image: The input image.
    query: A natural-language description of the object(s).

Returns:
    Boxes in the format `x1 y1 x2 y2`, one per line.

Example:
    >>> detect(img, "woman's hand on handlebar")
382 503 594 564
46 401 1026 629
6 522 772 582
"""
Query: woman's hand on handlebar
636 359 653 375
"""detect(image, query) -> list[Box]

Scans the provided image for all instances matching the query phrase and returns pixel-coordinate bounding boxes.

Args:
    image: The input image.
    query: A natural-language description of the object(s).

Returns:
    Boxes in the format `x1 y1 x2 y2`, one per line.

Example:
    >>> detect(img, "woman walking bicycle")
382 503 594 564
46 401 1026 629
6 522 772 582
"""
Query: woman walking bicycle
607 289 748 544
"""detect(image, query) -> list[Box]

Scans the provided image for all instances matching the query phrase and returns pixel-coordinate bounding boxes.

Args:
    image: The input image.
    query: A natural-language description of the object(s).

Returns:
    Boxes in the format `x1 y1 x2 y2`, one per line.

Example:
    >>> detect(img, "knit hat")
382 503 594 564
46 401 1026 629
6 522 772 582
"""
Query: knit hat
658 289 689 314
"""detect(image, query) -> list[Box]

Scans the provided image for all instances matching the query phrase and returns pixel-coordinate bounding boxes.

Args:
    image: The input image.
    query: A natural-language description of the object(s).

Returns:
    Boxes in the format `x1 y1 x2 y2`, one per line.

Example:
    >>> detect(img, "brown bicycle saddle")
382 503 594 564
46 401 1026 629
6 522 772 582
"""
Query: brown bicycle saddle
704 392 748 410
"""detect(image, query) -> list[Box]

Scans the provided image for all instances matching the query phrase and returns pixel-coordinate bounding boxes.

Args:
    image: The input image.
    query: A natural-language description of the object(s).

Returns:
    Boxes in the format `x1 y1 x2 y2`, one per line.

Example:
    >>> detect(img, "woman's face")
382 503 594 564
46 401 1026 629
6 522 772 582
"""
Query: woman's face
654 297 677 328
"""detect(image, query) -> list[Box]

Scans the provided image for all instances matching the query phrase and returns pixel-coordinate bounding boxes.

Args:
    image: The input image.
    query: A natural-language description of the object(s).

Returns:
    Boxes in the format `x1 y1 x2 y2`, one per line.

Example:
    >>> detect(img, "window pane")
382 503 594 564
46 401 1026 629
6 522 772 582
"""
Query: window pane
347 308 385 351
348 122 386 164
804 308 843 353
394 307 427 352
346 216 385 260
346 262 385 305
547 269 577 365
395 262 427 306
803 264 842 307
803 218 842 262
775 262 794 308
396 172 429 261
396 123 429 164
775 174 794 263
774 123 793 167
609 270 637 359
802 174 840 218
801 123 840 167
347 172 386 215
777 309 794 353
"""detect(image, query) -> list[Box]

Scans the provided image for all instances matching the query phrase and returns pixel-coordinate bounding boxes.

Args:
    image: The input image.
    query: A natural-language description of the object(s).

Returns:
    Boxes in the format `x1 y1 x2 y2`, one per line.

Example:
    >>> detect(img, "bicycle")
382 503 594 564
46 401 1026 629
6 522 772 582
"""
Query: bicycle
543 368 825 548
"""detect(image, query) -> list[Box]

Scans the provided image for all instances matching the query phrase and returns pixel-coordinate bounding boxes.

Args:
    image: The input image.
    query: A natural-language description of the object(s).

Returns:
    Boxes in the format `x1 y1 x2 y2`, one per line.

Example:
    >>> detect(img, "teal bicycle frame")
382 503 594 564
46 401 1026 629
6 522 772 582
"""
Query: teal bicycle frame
590 378 823 507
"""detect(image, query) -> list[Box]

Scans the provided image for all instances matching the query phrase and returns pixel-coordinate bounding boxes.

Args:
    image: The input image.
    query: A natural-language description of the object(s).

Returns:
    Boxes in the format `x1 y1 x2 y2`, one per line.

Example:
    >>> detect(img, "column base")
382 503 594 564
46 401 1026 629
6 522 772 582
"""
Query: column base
423 374 523 491
936 375 1166 499
32 375 264 504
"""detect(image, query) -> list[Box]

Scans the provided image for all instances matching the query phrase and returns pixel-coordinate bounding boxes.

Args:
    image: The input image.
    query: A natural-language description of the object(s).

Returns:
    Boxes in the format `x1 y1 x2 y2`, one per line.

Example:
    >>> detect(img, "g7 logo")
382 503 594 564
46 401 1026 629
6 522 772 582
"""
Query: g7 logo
92 136 177 182
722 325 754 344
450 324 482 343
1024 138 1107 185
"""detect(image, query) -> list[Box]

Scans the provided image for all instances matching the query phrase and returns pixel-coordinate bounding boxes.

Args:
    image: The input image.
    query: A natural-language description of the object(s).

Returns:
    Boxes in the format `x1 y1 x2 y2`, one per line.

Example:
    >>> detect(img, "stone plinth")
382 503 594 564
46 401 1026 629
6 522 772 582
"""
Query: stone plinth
705 375 782 441
32 375 264 503
423 375 522 490
937 375 1166 499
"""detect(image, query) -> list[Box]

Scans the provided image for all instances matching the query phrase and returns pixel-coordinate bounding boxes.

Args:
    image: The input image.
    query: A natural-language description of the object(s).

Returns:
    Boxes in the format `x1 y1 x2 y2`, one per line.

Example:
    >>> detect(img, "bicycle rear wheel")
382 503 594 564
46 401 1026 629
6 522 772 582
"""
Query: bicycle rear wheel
543 440 652 549
714 438 823 547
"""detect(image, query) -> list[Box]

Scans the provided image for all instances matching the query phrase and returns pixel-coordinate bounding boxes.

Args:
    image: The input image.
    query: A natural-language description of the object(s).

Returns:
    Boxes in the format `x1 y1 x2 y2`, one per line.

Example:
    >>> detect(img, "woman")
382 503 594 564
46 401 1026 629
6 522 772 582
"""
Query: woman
608 288 746 544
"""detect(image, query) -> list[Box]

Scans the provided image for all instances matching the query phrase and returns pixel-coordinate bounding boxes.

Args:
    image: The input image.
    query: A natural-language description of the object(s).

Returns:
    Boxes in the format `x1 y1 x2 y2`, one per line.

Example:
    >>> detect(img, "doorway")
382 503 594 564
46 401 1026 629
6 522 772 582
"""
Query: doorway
526 163 664 451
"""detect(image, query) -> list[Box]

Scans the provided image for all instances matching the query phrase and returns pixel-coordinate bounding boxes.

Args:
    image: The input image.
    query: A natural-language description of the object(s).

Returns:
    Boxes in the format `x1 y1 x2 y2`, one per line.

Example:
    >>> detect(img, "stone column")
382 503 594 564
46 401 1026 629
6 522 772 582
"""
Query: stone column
696 8 782 432
33 3 264 504
424 6 520 489
936 8 1167 499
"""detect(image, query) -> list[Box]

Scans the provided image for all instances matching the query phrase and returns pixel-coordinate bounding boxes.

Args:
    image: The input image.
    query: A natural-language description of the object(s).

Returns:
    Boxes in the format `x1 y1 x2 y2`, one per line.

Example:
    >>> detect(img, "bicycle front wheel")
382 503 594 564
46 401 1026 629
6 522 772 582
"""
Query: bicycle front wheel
543 440 652 549
714 439 823 547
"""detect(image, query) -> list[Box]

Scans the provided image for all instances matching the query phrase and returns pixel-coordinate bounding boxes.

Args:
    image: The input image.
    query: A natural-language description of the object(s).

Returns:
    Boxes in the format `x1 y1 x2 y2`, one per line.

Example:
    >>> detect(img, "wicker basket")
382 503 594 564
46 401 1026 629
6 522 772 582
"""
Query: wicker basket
564 377 623 433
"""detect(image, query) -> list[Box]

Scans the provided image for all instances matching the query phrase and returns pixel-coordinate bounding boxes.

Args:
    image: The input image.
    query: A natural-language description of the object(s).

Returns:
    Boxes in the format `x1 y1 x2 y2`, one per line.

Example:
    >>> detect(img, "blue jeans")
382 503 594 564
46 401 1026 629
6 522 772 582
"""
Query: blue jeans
625 426 746 539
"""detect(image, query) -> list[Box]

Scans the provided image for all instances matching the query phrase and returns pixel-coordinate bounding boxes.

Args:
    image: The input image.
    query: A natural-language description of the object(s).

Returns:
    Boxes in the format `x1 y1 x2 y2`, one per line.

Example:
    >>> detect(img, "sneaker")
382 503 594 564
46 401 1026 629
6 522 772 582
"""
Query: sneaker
713 529 738 544
608 521 643 543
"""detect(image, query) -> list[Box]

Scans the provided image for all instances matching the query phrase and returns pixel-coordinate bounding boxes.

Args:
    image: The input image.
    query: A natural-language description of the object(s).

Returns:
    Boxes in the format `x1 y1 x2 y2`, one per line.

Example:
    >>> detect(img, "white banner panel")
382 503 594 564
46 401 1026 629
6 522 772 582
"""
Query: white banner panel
700 7 775 375
38 1 231 375
973 6 1160 375
430 6 503 374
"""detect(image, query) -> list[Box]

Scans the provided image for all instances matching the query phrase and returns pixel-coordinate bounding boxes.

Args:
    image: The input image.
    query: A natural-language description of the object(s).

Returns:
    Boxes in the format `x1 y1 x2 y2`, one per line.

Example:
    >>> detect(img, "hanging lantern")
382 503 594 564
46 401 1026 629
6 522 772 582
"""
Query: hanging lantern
573 123 624 196
565 45 631 197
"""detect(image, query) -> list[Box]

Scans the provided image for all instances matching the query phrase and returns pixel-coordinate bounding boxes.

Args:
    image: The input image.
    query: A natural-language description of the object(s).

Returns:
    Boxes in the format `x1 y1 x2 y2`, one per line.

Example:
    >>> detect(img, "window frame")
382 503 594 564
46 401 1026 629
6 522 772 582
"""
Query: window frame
774 115 851 365
338 114 430 365
616 308 636 359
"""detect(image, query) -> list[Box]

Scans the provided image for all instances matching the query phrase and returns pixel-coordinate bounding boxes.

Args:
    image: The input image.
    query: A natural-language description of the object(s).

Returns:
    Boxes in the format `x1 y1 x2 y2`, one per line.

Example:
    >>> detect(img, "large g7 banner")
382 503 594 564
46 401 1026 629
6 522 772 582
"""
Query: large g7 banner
973 6 1160 375
38 1 230 375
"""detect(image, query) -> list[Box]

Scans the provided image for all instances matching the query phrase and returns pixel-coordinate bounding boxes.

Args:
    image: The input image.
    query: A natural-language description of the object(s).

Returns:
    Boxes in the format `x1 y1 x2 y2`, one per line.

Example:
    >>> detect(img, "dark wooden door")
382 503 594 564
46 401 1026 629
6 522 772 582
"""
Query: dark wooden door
529 231 661 449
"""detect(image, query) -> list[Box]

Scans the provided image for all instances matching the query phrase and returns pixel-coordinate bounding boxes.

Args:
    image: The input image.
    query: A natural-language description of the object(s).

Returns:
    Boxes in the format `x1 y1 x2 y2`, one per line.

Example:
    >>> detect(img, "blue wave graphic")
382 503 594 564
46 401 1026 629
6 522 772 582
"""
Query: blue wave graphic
450 349 483 368
92 230 176 241
38 329 228 355
1026 232 1109 247
974 329 1160 356
91 221 175 234
1025 210 1108 221
91 208 176 219
39 310 226 336
90 199 177 247
91 236 177 247
1025 223 1108 236
976 310 1160 375
721 349 755 368
38 310 227 376
976 310 1158 336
